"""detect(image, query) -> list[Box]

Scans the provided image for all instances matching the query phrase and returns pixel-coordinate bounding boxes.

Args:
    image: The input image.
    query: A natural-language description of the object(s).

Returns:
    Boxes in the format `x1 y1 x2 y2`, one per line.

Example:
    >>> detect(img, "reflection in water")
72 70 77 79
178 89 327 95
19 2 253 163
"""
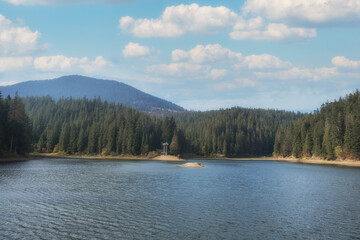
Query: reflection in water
0 159 359 239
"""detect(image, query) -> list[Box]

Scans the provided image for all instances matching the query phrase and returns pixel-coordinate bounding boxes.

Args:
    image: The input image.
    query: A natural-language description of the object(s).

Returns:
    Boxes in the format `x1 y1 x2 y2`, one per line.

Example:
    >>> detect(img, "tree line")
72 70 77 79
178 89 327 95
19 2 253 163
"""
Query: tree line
1 94 301 157
273 90 360 160
0 93 31 156
22 96 186 156
2 91 359 160
173 108 301 157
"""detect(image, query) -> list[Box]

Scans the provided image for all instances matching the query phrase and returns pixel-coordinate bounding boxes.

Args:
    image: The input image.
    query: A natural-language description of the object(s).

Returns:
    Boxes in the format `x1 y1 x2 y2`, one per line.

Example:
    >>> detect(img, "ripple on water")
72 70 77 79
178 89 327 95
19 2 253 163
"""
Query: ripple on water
0 159 360 239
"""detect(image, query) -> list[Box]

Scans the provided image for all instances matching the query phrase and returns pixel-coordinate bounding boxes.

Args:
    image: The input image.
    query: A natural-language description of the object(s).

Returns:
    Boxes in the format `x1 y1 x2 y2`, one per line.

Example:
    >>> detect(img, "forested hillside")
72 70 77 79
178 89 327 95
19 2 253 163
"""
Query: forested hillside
0 75 184 114
273 90 360 160
174 108 301 157
4 91 358 160
23 96 185 155
0 93 31 156
20 96 300 157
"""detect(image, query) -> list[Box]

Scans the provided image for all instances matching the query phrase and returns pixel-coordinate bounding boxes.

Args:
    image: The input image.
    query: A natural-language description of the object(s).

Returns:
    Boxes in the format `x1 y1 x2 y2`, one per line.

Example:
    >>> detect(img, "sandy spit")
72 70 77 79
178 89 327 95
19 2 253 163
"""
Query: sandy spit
177 162 205 168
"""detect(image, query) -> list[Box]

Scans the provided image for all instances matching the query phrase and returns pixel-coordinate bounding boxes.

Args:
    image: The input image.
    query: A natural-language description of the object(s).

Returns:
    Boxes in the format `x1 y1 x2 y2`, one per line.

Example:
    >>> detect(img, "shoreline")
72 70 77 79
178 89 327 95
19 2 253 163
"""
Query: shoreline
28 153 185 162
1 153 359 167
0 157 33 163
273 157 360 167
190 155 360 167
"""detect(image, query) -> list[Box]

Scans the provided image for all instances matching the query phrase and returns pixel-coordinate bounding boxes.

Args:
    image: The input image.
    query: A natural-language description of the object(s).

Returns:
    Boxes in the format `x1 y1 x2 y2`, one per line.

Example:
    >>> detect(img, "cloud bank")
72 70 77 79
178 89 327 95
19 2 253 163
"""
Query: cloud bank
119 3 315 41
120 4 238 38
242 0 360 25
0 55 111 74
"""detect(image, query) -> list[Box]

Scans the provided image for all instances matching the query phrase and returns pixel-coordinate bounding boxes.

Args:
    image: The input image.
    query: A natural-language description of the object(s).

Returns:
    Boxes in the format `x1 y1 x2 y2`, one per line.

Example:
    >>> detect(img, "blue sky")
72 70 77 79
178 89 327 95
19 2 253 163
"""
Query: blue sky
0 0 359 111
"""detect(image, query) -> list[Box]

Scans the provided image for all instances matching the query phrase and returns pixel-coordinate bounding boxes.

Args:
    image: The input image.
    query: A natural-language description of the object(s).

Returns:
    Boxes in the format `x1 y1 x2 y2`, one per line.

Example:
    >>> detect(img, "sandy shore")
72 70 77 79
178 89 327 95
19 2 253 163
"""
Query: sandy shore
3 153 359 167
29 153 148 160
28 153 185 161
190 155 360 167
274 157 360 167
178 162 205 168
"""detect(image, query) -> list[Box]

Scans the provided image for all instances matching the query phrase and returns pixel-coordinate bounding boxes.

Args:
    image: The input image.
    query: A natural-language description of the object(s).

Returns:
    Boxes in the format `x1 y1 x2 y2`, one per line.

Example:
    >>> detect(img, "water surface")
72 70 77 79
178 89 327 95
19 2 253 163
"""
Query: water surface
0 159 359 239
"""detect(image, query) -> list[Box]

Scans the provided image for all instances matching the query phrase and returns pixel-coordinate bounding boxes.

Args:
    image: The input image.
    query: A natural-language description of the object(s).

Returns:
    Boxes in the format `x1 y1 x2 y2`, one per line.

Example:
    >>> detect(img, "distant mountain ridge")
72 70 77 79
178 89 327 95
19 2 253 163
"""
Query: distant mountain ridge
0 75 184 114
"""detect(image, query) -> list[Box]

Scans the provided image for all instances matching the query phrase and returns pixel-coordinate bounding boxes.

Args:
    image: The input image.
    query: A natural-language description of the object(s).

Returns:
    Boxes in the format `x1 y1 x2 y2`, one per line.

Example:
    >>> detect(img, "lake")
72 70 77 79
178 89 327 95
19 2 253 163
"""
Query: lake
0 159 359 239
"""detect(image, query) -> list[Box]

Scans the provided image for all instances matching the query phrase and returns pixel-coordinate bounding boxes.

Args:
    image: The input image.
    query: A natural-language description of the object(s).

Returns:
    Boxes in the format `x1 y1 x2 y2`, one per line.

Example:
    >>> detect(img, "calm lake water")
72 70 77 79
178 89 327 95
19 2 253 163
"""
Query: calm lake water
0 159 359 239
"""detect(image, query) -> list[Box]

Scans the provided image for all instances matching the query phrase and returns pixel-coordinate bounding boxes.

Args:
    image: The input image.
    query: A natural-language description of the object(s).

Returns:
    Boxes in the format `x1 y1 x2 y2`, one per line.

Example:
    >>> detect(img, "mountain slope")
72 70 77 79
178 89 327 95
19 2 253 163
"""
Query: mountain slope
0 75 184 114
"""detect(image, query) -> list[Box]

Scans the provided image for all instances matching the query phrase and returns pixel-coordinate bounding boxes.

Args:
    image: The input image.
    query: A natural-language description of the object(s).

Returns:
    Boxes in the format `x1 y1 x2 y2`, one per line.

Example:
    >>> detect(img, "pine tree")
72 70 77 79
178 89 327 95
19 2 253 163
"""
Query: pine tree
88 122 99 154
170 130 180 155
7 94 31 154
116 127 123 154
68 124 78 153
59 123 70 152
292 124 302 158
77 125 88 153
161 117 176 143
106 121 117 154
303 131 313 157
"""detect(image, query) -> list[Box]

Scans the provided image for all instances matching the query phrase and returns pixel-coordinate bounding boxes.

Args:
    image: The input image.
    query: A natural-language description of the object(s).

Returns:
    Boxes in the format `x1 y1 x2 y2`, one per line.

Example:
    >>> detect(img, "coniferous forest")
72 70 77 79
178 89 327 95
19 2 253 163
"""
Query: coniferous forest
0 90 359 160
22 96 183 156
173 108 301 156
21 96 297 157
273 91 360 160
0 93 31 155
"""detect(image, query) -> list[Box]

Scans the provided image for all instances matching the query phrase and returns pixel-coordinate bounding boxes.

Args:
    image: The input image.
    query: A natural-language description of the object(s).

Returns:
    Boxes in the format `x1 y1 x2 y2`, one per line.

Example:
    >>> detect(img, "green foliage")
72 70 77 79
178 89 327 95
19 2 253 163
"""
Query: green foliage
0 92 31 155
161 117 176 143
170 131 180 155
274 90 360 160
22 96 173 156
6 89 359 160
334 146 344 159
169 128 186 155
173 107 300 157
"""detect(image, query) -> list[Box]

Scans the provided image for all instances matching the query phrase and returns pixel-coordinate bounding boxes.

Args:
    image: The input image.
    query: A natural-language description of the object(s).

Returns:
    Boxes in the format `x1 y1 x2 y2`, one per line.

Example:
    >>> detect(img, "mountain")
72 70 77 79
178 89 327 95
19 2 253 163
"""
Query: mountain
0 75 184 114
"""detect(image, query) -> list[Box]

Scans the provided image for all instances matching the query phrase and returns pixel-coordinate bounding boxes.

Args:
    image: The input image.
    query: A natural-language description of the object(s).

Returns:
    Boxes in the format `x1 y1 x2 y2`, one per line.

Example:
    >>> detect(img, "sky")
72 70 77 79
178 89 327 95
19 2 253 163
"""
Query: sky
0 0 359 112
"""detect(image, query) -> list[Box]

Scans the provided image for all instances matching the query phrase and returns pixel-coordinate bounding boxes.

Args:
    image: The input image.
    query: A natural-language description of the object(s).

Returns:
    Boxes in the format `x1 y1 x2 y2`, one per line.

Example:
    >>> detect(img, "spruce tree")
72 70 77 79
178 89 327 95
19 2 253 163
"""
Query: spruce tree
170 131 180 155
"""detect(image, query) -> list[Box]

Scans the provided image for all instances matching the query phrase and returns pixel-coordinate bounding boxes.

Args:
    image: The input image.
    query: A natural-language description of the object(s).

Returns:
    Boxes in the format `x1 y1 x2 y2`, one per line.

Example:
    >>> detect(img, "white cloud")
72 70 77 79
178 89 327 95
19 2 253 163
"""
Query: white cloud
242 0 360 24
34 55 88 71
122 42 150 58
255 67 338 81
146 62 226 80
81 56 111 73
172 44 291 70
210 78 257 91
240 54 291 69
0 56 33 72
33 55 111 73
2 0 132 5
0 14 42 55
172 44 242 63
0 55 110 74
230 17 316 41
332 56 360 68
208 69 228 79
119 3 239 38
119 3 319 42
